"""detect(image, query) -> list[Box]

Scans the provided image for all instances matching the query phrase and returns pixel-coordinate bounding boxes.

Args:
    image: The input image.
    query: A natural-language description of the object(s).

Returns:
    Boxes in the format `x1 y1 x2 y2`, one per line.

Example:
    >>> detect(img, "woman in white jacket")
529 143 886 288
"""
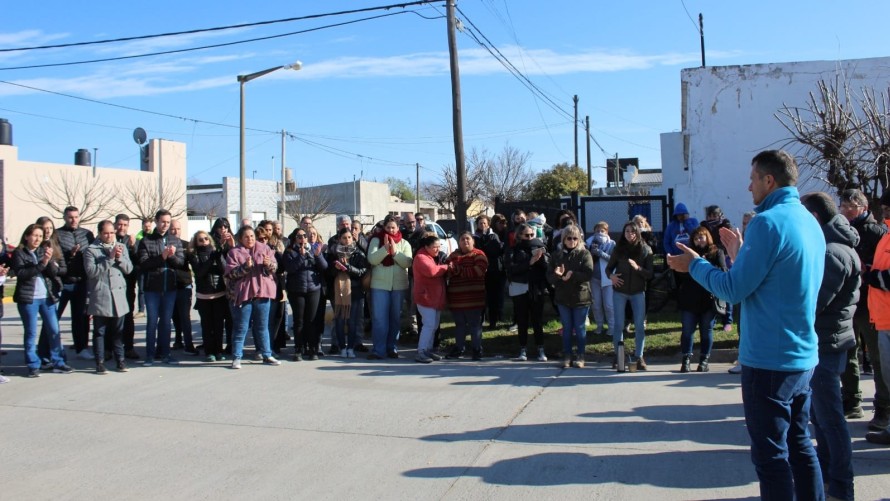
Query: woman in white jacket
586 221 616 336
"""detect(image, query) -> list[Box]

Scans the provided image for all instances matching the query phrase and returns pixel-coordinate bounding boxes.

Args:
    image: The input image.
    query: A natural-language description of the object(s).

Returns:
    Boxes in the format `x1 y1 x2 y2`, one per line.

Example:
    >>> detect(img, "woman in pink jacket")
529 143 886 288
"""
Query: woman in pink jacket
225 226 281 370
412 233 452 363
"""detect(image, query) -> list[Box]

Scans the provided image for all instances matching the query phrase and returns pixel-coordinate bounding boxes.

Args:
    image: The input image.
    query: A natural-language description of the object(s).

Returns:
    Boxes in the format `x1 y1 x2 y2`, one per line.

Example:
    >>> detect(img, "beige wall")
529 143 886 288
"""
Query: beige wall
0 139 186 243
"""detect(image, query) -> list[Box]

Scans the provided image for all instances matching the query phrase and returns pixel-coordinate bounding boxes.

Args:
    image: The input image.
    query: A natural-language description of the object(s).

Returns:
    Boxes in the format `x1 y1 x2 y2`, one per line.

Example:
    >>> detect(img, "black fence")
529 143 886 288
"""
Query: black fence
495 192 671 254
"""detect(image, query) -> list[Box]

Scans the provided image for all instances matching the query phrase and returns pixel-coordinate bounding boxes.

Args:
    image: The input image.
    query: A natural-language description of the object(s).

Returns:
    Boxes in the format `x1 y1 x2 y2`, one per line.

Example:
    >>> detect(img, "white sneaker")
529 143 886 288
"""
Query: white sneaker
517 348 527 361
339 348 348 357
537 347 548 362
231 358 242 370
263 356 281 366
77 349 93 361
728 363 742 374
346 349 356 359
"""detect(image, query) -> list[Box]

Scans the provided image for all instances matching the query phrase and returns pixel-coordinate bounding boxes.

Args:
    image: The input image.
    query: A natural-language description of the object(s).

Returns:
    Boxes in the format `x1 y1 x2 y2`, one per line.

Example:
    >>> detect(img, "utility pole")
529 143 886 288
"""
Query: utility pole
280 129 286 222
573 95 579 168
446 0 467 230
416 163 421 214
585 116 591 195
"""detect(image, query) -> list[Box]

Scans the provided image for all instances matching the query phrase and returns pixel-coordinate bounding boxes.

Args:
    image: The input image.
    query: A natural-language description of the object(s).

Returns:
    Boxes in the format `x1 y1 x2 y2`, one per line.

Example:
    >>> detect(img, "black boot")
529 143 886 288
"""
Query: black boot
697 355 710 373
680 355 691 373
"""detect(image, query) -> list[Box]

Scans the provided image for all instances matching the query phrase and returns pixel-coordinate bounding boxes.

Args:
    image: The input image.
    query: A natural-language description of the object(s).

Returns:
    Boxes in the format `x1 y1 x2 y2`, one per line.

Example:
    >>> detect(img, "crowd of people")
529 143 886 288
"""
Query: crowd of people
1 150 889 498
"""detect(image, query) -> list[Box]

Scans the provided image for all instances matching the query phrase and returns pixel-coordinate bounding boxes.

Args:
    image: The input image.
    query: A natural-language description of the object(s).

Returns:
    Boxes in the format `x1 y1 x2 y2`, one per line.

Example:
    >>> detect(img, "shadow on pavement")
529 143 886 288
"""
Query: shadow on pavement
403 450 759 492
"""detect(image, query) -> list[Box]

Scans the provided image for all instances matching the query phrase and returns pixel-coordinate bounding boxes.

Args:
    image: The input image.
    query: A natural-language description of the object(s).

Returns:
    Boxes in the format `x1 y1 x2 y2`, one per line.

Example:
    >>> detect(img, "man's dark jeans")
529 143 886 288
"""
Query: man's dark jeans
741 366 823 500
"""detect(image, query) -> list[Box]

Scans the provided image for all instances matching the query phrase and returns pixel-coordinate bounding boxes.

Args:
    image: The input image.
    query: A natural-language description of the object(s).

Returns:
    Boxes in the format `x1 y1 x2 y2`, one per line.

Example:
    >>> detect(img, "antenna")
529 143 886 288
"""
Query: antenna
133 127 147 145
133 127 149 171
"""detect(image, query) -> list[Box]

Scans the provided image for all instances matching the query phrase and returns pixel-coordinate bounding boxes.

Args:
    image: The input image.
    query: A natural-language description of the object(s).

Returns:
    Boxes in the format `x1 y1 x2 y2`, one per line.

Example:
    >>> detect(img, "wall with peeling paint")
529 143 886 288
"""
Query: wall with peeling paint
661 56 890 226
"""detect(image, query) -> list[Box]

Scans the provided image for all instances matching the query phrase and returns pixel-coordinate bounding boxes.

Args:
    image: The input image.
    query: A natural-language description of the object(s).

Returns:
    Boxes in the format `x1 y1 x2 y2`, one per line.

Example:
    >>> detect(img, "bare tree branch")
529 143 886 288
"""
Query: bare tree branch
479 144 535 204
285 184 336 223
116 177 186 222
775 76 890 203
19 172 120 223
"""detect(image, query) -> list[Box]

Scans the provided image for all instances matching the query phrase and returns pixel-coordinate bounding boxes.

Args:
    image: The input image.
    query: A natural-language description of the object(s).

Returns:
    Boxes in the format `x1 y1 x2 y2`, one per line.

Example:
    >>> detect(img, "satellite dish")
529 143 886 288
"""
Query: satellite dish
133 127 147 145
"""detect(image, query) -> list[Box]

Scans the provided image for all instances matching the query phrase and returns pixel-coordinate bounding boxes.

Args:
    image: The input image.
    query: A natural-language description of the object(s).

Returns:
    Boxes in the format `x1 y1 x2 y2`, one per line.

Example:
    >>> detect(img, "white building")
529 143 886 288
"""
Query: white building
0 121 186 243
660 56 890 223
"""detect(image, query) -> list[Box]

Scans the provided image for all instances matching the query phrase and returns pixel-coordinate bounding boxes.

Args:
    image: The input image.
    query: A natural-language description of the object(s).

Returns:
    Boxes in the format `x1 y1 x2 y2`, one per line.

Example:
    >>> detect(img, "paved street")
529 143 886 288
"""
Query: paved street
1 310 888 500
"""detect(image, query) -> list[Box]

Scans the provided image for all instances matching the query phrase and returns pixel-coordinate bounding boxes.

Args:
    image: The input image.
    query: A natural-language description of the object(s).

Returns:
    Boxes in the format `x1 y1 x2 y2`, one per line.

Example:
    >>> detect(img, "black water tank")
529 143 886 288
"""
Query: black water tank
0 118 11 146
74 148 91 166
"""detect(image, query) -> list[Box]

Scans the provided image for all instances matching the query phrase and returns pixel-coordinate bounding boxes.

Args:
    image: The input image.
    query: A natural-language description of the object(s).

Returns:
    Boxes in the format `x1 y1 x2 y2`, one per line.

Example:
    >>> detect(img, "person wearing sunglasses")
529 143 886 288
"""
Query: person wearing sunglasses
547 224 594 368
505 223 550 362
283 228 328 361
188 230 227 362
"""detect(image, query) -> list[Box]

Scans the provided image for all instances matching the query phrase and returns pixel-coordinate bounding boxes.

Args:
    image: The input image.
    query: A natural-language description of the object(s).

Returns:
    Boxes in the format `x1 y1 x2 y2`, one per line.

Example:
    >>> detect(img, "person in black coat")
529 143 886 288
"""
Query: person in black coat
11 224 71 377
505 223 550 362
189 230 228 361
676 227 727 373
801 193 861 501
137 210 184 365
838 188 889 425
474 214 505 329
55 206 95 360
113 214 142 360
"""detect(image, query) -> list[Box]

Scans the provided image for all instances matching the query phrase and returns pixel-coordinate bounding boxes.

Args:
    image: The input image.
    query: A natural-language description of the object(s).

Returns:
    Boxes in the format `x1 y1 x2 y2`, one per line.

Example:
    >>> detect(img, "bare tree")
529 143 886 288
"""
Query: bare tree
776 77 890 202
117 177 186 222
422 160 484 214
188 191 225 220
479 144 535 205
20 172 121 223
285 185 336 223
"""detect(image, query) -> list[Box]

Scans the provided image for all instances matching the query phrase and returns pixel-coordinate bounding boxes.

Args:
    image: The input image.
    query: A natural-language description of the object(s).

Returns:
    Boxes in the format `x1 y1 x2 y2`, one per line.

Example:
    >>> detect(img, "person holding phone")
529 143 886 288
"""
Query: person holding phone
84 220 133 374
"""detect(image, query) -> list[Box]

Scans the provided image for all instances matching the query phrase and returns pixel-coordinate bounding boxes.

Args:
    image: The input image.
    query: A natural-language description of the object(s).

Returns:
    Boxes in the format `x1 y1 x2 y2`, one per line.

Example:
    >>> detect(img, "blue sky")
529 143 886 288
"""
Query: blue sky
2 1 888 191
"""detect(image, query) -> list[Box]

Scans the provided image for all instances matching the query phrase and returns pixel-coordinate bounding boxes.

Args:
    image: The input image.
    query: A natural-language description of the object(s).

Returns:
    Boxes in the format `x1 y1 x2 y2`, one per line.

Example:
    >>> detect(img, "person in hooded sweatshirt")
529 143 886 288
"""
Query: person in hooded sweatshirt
799 192 860 501
663 202 699 256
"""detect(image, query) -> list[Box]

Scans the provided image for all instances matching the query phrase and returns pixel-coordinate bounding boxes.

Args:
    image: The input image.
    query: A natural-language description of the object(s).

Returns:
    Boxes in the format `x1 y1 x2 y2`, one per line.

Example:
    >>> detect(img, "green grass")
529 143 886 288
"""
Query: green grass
432 300 739 360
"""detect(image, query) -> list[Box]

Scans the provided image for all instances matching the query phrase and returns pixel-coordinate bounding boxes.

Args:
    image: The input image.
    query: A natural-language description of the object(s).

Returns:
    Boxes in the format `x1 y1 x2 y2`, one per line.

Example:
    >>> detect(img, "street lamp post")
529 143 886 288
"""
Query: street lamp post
238 61 302 222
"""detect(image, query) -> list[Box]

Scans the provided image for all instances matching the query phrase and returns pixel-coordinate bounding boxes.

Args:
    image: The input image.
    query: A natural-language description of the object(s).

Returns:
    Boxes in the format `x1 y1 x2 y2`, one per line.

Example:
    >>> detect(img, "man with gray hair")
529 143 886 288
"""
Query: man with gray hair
839 188 888 431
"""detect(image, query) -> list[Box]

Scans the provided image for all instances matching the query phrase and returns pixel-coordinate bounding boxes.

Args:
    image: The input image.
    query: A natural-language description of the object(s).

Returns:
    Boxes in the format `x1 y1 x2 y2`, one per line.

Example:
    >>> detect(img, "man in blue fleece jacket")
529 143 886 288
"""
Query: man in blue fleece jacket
668 150 826 500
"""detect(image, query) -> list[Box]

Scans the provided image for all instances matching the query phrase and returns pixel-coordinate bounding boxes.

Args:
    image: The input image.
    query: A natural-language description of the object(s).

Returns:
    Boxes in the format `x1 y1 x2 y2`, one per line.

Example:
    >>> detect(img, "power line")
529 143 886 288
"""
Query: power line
0 79 417 168
0 11 419 71
0 1 437 53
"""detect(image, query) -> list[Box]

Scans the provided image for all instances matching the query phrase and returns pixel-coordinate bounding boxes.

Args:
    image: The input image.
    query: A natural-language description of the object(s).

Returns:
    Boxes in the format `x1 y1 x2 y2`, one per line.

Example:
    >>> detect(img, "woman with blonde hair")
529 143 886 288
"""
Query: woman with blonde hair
548 225 594 368
188 230 228 361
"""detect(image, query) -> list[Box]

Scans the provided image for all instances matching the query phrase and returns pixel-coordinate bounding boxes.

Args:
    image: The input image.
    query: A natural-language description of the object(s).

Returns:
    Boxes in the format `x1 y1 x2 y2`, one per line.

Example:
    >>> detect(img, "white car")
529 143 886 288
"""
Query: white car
422 221 459 255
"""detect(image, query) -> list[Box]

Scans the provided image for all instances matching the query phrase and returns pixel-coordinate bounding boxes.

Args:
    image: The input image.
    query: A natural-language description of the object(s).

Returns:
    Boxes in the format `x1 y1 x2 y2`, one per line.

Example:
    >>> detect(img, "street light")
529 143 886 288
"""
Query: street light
238 61 302 222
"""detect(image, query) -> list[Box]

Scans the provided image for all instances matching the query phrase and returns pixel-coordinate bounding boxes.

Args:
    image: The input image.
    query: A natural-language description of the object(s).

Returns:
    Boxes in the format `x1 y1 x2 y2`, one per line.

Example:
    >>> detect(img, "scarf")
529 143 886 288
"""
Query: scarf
334 244 355 319
372 229 402 266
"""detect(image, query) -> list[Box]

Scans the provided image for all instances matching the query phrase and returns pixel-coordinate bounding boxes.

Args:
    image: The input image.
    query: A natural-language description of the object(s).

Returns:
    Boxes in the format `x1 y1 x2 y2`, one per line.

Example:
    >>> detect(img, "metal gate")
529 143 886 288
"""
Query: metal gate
495 192 670 254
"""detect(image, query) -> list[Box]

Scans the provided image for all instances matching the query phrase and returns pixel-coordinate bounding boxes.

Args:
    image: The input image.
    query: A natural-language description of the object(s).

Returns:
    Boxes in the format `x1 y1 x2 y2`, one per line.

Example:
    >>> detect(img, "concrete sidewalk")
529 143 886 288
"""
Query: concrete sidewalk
0 315 888 500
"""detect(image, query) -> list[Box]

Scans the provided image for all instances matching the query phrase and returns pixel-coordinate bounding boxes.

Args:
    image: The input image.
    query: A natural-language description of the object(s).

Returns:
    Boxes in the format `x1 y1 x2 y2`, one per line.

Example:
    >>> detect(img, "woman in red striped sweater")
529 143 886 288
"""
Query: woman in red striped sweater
445 232 489 360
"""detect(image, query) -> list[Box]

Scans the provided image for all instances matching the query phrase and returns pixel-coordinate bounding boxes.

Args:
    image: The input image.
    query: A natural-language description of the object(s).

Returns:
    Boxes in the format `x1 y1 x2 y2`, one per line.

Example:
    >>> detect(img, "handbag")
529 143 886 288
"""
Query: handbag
361 269 372 291
712 295 728 316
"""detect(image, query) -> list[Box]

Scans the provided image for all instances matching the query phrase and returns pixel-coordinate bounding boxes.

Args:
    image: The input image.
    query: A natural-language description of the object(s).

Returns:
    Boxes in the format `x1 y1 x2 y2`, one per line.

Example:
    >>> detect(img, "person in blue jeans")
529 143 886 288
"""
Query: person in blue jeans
11 224 73 377
547 225 594 368
366 216 412 360
676 227 726 373
137 209 184 366
606 221 654 370
801 192 861 500
669 150 825 500
225 226 281 369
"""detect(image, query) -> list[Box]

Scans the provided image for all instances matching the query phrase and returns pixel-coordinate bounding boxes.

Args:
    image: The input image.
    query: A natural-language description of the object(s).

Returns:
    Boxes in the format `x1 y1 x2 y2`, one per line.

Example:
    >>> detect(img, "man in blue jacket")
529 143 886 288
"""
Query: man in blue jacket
668 150 826 500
